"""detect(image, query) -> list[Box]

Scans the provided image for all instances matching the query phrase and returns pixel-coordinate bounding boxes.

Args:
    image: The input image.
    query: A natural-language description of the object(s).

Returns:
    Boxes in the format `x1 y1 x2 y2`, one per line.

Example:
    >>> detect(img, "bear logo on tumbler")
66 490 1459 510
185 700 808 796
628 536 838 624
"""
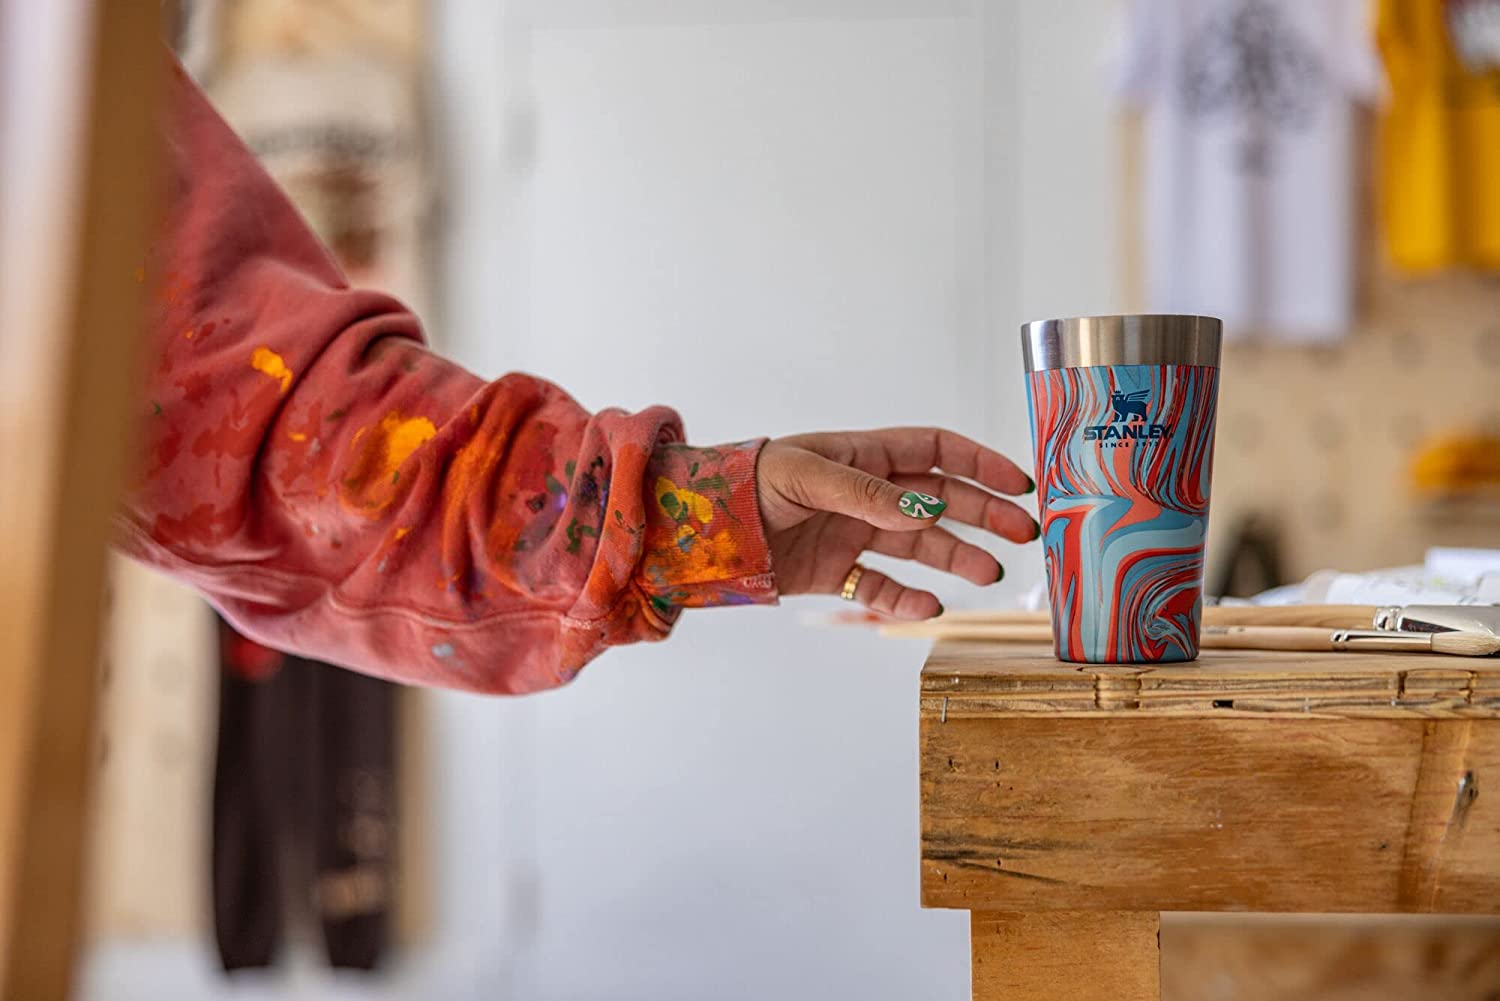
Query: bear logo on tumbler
1110 389 1150 423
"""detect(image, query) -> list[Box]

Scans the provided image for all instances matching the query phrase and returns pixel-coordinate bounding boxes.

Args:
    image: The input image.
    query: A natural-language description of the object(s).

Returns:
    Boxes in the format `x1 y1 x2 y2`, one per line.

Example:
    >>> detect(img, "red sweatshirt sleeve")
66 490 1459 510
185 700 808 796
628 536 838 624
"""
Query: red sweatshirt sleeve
117 60 776 694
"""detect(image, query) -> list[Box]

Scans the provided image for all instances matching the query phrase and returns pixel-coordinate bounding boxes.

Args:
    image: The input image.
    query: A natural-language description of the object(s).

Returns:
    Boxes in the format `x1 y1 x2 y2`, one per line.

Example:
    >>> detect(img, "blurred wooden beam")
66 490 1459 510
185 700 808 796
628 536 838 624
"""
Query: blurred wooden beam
0 1 165 996
971 911 1160 1001
1160 914 1500 1000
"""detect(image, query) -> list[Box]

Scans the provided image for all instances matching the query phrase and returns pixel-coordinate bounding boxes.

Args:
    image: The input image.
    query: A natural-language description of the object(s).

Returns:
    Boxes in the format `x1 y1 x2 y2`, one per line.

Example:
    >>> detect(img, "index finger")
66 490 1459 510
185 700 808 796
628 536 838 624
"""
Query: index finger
863 427 1034 496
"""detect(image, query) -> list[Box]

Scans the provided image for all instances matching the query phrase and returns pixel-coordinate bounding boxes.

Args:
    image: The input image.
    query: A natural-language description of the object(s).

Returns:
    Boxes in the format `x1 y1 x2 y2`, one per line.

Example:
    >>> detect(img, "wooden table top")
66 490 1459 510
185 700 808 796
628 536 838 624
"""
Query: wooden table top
919 642 1500 916
921 642 1500 719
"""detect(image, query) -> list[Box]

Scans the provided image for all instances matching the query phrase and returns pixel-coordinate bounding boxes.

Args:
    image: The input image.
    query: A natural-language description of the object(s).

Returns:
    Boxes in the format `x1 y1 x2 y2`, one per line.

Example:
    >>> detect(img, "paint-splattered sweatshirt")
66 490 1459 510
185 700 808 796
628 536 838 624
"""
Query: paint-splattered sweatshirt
116 63 777 694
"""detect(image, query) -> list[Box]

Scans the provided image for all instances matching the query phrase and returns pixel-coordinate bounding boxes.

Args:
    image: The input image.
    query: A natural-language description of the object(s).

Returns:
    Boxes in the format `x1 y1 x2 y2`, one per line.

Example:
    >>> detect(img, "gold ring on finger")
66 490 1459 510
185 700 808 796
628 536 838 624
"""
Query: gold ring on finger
840 564 866 602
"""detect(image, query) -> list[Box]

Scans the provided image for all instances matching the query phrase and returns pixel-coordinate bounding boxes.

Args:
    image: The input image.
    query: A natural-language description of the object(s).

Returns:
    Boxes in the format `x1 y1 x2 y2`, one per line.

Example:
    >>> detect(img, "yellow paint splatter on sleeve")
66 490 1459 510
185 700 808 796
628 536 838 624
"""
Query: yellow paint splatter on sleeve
250 346 293 394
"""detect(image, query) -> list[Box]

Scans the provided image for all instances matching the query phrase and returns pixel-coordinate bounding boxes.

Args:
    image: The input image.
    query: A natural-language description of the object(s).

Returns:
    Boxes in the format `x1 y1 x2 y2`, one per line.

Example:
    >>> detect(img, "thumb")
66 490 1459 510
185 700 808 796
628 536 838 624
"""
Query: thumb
787 451 947 531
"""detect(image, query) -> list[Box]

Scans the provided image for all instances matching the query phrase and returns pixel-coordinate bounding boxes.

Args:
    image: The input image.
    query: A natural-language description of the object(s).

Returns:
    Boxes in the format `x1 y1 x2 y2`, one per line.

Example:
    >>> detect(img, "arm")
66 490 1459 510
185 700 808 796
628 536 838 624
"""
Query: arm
120 60 774 694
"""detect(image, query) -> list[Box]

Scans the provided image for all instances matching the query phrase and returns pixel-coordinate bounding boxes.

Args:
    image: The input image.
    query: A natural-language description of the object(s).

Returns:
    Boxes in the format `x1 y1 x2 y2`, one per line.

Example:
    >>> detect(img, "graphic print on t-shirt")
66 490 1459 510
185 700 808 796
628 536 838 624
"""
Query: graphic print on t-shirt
1117 0 1381 339
1179 0 1325 174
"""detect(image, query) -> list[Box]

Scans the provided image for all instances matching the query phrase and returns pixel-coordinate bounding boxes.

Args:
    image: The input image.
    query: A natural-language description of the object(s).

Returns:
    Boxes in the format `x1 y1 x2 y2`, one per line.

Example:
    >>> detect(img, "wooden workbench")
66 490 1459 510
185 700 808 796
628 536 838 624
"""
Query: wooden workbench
918 643 1500 1000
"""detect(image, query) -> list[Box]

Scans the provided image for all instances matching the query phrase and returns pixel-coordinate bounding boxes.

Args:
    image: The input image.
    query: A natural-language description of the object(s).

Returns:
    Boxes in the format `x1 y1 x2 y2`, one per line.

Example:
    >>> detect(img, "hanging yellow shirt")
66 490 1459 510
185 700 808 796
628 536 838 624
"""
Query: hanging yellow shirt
1377 0 1500 271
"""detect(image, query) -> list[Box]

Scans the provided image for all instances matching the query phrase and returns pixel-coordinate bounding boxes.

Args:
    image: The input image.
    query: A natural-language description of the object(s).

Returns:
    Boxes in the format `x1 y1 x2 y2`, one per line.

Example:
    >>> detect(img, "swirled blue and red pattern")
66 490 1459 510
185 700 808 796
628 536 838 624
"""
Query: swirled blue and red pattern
1026 364 1219 663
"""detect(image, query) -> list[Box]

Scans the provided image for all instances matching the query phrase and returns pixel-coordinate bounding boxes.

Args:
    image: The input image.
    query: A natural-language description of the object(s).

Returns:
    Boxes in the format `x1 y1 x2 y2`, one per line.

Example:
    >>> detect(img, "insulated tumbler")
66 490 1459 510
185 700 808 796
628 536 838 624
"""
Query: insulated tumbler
1023 315 1221 663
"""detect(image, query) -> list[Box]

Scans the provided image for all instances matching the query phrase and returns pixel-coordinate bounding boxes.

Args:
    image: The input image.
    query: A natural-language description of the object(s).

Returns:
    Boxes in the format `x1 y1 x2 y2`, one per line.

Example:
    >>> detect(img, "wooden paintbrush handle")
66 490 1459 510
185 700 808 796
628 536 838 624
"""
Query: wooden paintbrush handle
1204 605 1376 628
932 610 1049 625
884 621 1485 657
879 622 1053 642
884 621 1343 649
1199 626 1340 652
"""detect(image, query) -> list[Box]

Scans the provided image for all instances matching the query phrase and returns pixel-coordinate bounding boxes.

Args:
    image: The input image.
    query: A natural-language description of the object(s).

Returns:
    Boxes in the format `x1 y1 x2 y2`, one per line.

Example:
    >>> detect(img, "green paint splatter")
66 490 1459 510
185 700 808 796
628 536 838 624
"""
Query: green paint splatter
689 474 728 494
714 497 742 523
392 470 400 484
659 492 681 519
565 519 599 554
564 459 577 481
545 473 566 495
151 400 163 416
327 408 347 421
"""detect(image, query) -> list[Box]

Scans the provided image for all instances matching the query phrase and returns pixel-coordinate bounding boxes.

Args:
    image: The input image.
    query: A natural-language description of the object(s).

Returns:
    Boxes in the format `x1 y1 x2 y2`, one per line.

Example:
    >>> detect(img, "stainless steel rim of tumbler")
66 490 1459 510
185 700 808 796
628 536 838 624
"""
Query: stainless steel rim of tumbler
1022 315 1222 371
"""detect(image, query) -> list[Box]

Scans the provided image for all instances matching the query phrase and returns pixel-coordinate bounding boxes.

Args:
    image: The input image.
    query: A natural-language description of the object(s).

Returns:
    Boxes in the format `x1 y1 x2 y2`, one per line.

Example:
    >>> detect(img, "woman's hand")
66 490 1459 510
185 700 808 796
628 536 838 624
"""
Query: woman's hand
756 428 1038 620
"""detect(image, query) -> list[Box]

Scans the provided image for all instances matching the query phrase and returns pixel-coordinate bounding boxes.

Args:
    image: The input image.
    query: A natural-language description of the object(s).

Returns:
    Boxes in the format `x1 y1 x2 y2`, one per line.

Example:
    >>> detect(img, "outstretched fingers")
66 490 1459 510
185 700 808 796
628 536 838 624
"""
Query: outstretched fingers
847 564 942 620
862 427 1034 495
780 449 950 532
868 526 1003 586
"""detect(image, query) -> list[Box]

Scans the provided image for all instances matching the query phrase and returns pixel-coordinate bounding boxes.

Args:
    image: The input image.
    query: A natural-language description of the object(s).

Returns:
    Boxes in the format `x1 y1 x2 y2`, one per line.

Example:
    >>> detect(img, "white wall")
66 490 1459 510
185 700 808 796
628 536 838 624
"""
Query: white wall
80 2 1122 998
1016 2 1127 322
433 2 1121 1000
468 8 988 998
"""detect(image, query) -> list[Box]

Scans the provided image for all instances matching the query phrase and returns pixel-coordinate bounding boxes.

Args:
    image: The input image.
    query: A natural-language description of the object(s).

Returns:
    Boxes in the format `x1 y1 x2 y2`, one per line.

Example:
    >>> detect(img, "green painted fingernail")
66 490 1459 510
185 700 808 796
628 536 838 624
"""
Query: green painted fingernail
993 565 1005 584
1031 519 1042 541
934 603 946 617
1023 474 1037 494
898 491 945 520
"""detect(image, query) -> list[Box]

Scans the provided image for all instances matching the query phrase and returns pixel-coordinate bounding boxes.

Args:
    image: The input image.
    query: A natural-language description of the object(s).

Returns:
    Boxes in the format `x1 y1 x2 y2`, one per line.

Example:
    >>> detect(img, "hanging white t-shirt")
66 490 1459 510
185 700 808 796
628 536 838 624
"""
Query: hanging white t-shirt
1118 0 1382 342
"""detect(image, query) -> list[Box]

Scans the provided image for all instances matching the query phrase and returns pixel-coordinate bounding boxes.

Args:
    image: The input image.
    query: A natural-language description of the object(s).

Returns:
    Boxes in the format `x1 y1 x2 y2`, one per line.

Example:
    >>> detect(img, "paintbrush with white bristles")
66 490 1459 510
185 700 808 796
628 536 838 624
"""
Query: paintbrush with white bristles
1200 626 1500 657
879 621 1500 657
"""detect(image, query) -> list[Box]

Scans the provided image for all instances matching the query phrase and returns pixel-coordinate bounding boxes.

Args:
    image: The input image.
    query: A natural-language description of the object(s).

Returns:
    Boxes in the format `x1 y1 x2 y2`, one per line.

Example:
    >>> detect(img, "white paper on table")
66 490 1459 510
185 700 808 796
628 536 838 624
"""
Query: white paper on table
1425 547 1500 581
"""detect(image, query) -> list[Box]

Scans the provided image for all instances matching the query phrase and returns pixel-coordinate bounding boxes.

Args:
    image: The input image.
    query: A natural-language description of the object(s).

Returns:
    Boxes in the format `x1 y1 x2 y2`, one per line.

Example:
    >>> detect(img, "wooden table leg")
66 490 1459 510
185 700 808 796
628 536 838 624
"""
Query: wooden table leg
971 911 1160 1001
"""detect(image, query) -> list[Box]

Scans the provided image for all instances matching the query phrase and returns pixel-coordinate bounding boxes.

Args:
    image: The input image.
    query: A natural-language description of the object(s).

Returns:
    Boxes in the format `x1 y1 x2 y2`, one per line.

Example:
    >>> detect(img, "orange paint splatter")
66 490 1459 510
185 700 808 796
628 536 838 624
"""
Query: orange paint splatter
250 346 293 394
338 410 437 515
394 527 411 540
659 526 741 582
288 431 308 443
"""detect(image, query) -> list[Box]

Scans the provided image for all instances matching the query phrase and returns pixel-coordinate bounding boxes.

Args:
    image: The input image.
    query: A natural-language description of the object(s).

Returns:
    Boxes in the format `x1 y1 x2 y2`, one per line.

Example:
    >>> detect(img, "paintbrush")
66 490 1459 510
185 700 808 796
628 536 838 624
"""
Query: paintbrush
879 621 1500 657
892 603 1500 634
1201 626 1500 657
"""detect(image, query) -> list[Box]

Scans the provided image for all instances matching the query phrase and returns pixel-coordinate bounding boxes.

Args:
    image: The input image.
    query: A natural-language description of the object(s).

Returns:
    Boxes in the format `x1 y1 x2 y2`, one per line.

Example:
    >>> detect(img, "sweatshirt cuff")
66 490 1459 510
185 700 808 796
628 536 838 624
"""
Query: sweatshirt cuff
637 439 779 610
